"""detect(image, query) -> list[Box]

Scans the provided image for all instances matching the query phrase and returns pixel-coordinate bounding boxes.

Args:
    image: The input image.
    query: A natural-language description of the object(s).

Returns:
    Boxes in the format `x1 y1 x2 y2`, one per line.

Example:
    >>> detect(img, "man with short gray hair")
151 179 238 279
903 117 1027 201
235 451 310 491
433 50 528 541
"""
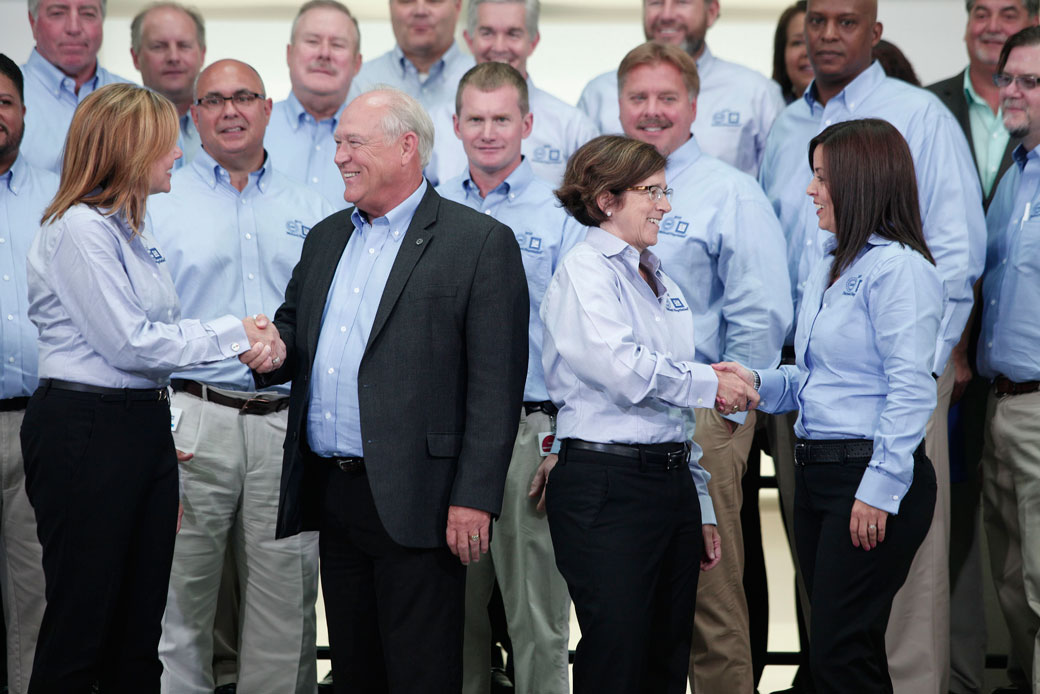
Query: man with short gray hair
130 2 207 168
20 0 131 173
253 86 529 693
266 0 361 208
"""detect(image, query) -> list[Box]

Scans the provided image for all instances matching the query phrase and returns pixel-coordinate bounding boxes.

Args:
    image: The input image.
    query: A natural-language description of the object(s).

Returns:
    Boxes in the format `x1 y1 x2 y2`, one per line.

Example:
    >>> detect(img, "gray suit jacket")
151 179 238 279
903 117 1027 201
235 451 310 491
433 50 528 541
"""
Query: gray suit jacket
258 183 529 548
927 71 1018 211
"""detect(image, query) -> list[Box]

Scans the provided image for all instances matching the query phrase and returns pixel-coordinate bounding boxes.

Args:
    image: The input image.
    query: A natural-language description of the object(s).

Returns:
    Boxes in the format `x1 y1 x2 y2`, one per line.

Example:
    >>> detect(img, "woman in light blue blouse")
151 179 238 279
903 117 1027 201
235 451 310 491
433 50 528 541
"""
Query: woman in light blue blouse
718 119 941 693
19 83 282 694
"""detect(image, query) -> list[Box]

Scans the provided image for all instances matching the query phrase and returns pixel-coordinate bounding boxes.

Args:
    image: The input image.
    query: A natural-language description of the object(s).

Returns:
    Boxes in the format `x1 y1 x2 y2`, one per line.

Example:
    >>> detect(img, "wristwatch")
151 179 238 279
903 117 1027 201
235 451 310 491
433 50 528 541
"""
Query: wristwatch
751 370 761 392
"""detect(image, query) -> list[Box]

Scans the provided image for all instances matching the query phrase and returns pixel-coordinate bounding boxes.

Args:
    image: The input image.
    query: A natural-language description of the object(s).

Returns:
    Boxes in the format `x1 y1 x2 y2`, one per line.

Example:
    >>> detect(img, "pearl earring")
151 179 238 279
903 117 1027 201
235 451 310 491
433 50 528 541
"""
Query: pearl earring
606 210 612 217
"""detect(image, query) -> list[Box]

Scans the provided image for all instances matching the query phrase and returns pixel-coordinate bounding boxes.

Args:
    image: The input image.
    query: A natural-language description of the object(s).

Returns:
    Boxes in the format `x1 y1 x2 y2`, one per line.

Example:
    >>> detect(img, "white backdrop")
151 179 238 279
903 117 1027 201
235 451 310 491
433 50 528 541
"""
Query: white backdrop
0 0 966 107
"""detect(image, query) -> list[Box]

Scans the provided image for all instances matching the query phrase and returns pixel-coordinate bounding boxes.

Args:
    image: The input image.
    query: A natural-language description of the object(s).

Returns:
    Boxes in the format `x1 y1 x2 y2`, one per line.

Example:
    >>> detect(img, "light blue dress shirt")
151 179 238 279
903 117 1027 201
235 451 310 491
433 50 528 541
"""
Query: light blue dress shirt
347 42 475 113
758 61 985 375
0 156 58 399
147 148 335 392
540 226 719 524
577 46 785 177
307 179 428 457
654 136 792 423
26 203 248 389
175 113 202 170
265 92 347 209
437 159 587 401
979 144 1040 383
756 235 943 514
20 49 133 174
426 79 600 186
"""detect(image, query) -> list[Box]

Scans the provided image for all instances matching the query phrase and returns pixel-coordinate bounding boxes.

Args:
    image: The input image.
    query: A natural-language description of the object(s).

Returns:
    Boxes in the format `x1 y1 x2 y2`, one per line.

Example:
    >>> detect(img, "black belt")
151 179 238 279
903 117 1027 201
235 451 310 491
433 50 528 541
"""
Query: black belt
564 439 690 470
171 379 289 416
523 400 558 417
321 456 365 473
40 378 169 402
0 397 29 412
994 375 1040 397
794 438 873 466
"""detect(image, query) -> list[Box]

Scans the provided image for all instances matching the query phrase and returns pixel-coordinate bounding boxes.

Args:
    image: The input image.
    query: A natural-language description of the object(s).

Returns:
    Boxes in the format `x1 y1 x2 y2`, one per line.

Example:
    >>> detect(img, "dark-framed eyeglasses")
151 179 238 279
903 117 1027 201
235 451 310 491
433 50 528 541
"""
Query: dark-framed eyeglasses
993 73 1040 91
625 185 673 201
195 91 265 109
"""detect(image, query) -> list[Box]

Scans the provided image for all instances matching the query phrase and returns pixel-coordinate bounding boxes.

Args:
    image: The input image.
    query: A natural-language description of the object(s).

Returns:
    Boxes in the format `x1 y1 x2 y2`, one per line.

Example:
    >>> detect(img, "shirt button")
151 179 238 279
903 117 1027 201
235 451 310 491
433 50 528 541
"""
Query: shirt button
353 287 360 294
315 145 321 151
369 248 375 254
822 302 828 308
697 397 704 405
509 193 515 200
327 367 335 375
825 119 832 126
655 316 661 322
5 315 12 321
393 231 400 237
7 357 13 363
325 412 332 420
245 233 252 240
240 199 246 204
485 209 493 215
0 238 6 244
231 342 241 352
152 273 158 279
1003 258 1008 264
2 275 8 281
248 273 255 280
988 341 994 348
312 177 319 183
892 495 899 500
340 325 347 332
991 299 997 305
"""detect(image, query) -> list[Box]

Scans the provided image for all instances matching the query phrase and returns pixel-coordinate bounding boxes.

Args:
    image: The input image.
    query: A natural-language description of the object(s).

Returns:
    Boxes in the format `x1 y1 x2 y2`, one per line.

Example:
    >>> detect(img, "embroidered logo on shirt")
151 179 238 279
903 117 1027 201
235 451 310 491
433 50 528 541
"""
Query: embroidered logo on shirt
667 297 689 312
515 231 544 254
842 275 864 296
659 216 689 238
148 248 166 264
712 109 742 127
286 220 311 239
532 144 563 164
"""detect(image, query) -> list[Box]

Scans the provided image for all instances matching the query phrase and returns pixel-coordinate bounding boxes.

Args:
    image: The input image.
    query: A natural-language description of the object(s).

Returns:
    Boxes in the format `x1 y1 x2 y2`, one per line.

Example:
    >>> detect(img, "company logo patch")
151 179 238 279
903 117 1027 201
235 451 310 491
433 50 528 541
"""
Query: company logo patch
532 144 563 164
148 248 166 264
286 220 311 239
515 231 544 254
842 275 864 296
667 297 689 312
712 109 742 127
659 216 689 237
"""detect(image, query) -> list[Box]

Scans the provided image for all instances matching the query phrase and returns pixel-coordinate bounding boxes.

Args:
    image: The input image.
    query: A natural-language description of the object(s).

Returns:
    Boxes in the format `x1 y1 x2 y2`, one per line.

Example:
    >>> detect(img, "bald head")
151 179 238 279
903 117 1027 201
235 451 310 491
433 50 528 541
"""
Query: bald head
190 59 272 176
194 58 264 100
805 0 882 103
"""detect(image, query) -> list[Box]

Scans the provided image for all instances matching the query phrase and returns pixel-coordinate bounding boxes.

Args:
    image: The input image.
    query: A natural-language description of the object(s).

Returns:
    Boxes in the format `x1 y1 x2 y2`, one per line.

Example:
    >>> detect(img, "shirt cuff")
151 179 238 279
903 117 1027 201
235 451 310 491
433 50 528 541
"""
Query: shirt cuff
206 315 250 359
855 462 912 515
698 493 717 526
723 410 748 426
756 369 786 414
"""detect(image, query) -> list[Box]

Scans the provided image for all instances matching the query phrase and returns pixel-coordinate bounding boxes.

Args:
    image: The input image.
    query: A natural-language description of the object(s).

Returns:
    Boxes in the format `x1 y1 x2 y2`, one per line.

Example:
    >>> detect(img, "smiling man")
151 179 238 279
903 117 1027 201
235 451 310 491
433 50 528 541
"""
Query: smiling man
615 42 791 694
436 62 587 694
147 59 334 694
250 87 527 694
425 0 597 186
577 0 783 177
266 0 361 209
347 0 473 112
131 2 207 168
758 1 986 692
20 0 132 173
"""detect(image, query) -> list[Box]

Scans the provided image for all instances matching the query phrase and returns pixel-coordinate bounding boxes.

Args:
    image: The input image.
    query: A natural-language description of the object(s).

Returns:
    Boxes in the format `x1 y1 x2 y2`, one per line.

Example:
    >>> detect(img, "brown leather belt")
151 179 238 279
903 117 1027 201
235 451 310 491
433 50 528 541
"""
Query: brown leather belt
171 379 289 416
994 375 1040 397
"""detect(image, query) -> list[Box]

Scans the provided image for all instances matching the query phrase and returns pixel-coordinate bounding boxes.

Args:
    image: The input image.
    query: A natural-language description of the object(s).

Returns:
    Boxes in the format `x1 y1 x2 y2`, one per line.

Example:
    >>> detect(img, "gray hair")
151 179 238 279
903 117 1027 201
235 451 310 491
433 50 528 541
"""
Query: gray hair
29 0 105 19
466 0 539 41
966 0 1039 16
130 2 206 53
367 86 434 168
290 0 361 52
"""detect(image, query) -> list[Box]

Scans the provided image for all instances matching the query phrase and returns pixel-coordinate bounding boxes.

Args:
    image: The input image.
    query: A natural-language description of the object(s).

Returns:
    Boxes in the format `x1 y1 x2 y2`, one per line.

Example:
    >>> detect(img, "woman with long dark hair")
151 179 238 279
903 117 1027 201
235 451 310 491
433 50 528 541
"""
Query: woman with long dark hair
717 118 941 693
772 1 812 103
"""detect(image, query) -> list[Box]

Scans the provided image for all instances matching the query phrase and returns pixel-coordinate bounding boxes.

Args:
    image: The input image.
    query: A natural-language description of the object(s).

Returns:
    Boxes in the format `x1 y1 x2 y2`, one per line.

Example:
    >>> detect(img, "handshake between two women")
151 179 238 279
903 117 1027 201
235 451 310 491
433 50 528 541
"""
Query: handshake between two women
238 314 286 374
711 361 759 416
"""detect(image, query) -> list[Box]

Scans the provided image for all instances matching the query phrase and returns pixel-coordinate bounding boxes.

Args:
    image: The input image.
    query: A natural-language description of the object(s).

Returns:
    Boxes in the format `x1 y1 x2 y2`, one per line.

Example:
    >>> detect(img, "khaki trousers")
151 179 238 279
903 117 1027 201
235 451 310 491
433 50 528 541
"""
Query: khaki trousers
159 390 319 694
0 409 45 694
689 409 757 694
885 364 954 694
982 388 1040 692
463 409 571 694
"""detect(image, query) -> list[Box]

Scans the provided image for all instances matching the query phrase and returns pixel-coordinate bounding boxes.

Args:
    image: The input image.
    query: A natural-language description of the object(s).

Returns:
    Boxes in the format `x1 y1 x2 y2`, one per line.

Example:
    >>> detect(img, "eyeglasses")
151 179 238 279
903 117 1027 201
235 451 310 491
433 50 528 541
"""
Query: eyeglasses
625 185 673 201
993 73 1040 90
195 91 265 109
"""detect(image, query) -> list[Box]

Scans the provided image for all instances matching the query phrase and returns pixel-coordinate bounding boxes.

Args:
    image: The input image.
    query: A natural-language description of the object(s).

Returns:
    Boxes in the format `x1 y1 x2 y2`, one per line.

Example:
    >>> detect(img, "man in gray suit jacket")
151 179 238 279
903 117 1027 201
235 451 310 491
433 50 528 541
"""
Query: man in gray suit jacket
255 87 529 693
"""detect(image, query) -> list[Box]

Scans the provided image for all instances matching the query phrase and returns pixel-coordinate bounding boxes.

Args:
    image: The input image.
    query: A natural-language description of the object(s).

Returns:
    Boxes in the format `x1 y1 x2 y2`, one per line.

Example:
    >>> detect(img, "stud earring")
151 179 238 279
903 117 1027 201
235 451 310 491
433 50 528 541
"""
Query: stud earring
606 210 612 217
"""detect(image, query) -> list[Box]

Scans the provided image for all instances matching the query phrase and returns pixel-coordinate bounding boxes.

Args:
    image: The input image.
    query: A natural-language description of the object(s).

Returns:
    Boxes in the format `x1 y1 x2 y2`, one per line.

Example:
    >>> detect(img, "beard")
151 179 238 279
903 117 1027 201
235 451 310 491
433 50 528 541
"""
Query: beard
0 122 23 164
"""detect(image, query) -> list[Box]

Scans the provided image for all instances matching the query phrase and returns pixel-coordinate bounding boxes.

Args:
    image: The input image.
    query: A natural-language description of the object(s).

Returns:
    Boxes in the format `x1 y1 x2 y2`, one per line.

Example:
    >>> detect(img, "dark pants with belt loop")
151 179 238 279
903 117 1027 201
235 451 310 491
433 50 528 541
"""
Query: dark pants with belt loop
793 439 935 694
20 380 178 694
546 439 703 694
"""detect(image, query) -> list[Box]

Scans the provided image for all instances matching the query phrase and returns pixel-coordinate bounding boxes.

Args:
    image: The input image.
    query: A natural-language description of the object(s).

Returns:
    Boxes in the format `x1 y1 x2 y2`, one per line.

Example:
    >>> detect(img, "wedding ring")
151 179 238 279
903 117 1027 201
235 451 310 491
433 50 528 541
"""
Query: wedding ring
470 534 480 542
868 524 877 530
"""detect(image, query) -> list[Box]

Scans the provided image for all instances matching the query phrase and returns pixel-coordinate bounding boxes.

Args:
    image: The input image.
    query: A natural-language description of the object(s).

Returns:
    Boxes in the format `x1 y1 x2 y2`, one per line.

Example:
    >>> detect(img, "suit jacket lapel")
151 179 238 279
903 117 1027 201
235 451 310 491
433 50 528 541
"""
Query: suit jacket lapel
365 184 440 352
307 213 355 353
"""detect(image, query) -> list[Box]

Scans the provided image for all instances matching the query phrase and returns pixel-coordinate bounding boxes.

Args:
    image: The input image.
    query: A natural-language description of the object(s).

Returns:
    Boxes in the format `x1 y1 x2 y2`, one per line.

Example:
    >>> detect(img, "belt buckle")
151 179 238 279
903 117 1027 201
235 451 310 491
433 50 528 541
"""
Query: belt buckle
239 396 269 416
794 441 808 467
159 388 169 403
666 443 689 470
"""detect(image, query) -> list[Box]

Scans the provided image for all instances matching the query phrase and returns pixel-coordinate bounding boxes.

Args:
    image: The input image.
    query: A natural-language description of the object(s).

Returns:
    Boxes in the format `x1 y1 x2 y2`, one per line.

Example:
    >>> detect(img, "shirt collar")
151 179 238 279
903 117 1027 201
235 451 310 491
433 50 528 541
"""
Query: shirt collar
462 157 537 201
192 146 271 192
1013 142 1040 170
585 226 661 272
804 60 885 112
962 66 988 109
286 91 346 131
180 112 196 138
665 135 703 178
351 178 428 234
25 47 98 96
393 41 460 77
823 231 896 254
2 154 29 194
696 45 715 75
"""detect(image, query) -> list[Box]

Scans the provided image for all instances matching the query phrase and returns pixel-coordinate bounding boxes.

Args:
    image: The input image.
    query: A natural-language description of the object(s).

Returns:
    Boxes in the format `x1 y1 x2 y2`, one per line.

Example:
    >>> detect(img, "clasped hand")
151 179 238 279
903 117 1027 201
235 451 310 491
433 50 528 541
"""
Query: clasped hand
238 314 286 373
709 361 760 415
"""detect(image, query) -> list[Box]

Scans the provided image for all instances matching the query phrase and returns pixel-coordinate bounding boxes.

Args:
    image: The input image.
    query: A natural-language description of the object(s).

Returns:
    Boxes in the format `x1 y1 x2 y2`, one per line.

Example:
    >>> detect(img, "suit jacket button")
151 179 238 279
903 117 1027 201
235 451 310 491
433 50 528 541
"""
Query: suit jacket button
416 238 423 245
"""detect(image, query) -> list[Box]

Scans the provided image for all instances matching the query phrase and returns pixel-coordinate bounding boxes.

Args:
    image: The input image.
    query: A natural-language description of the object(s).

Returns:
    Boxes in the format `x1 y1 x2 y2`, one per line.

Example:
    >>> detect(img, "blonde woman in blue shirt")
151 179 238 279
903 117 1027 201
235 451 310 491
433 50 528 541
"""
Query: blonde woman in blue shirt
20 83 282 694
717 118 942 694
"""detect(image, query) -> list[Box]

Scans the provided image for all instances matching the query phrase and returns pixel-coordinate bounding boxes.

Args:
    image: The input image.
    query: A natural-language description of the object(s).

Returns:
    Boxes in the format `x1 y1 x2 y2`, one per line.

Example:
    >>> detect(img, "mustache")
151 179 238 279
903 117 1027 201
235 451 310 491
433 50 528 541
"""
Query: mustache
636 117 673 128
